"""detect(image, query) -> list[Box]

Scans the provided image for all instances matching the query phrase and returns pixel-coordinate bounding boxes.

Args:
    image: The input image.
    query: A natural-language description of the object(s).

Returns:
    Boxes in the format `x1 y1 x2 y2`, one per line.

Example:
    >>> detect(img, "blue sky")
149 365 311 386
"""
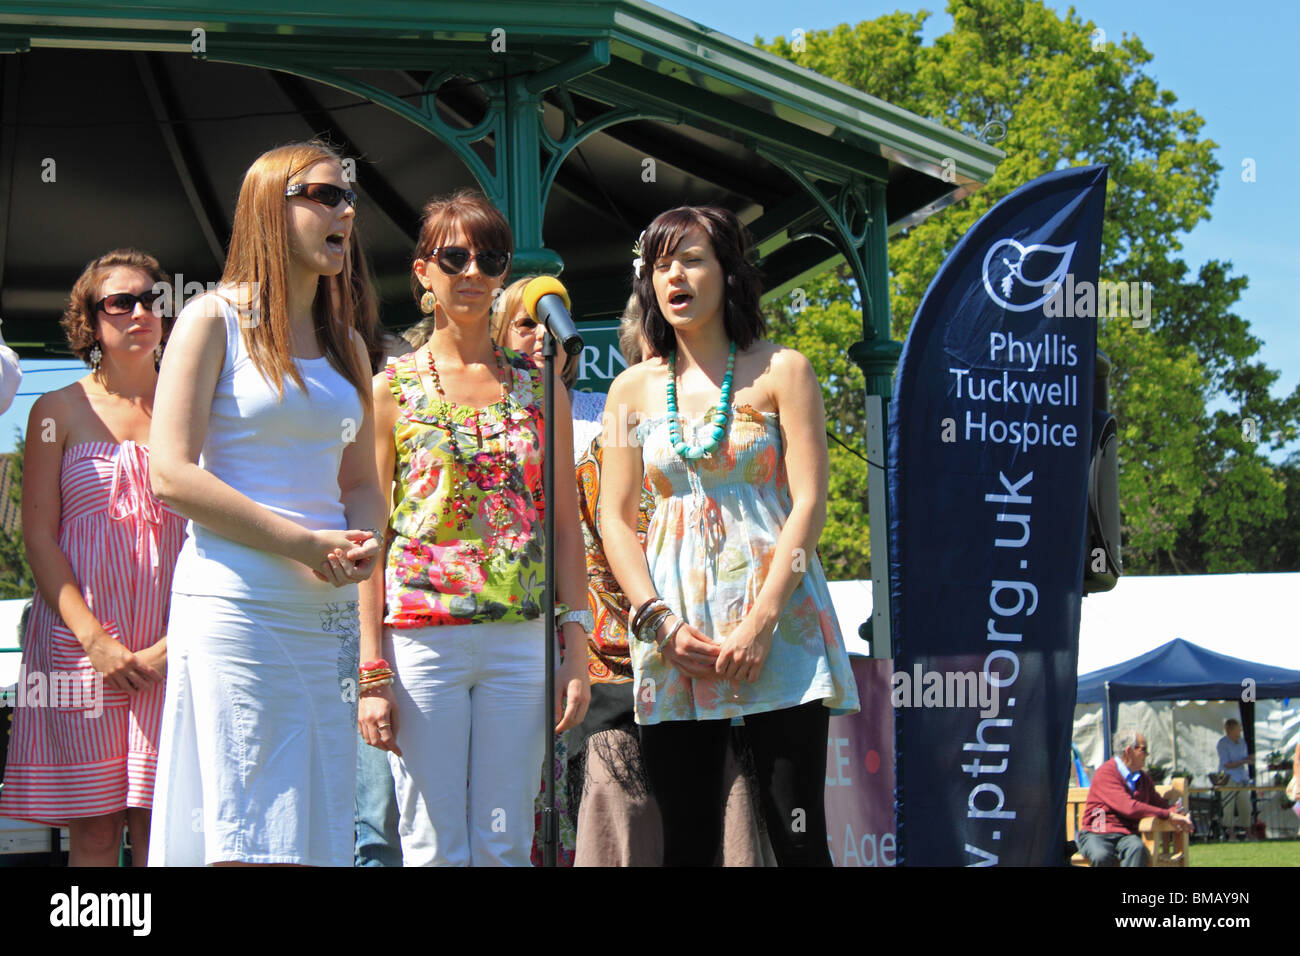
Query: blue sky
2 0 1295 455
656 0 1299 451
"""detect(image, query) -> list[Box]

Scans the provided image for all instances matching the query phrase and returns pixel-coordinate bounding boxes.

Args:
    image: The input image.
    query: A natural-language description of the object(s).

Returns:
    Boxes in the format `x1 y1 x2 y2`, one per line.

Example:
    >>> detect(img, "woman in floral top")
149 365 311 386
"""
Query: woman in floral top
356 191 590 866
601 206 859 866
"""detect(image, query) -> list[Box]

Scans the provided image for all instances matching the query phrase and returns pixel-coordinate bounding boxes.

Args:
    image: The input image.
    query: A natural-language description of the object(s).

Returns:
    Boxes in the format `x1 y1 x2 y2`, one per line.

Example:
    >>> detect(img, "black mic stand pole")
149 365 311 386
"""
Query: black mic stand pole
542 327 558 868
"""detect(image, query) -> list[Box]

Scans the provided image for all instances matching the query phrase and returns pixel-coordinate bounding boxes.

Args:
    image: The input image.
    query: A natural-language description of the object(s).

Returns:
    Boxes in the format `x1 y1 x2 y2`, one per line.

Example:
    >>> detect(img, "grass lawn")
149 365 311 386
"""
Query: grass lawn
1190 838 1300 866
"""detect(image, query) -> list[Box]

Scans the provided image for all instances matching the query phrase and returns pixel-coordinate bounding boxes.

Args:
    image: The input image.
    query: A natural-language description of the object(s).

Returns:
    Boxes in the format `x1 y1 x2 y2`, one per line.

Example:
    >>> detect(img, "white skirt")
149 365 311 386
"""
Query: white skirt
148 593 360 866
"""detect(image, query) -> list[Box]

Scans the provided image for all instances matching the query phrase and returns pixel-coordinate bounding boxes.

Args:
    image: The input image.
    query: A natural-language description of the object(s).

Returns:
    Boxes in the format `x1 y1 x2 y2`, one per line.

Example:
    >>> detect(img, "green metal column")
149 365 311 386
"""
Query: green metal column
847 182 900 398
847 181 898 659
502 74 561 277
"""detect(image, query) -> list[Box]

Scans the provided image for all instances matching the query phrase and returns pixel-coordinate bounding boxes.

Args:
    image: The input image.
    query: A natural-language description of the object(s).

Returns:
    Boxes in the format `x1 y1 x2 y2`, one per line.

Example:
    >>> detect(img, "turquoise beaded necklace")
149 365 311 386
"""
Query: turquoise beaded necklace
666 341 737 459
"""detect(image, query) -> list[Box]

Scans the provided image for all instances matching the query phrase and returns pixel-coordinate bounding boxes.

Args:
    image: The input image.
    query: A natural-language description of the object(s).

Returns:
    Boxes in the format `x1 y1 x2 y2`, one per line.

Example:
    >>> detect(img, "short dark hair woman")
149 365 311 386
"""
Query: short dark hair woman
357 190 590 866
601 205 859 865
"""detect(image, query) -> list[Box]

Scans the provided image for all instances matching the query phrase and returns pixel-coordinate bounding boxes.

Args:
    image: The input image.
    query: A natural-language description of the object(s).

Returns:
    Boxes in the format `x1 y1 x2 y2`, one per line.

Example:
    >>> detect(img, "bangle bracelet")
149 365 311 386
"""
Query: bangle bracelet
630 598 653 634
658 618 685 654
632 597 667 636
639 606 672 644
636 605 670 644
632 597 665 633
360 659 390 673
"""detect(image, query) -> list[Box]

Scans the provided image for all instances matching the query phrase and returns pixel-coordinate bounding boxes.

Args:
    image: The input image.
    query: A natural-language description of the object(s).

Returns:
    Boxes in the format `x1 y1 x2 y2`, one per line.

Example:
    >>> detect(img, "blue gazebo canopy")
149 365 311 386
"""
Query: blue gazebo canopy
1077 638 1300 704
1078 638 1300 760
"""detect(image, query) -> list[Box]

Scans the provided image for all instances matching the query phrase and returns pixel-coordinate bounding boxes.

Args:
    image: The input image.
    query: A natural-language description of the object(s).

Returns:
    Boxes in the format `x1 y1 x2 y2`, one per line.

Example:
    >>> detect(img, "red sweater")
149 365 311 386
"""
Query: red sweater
1080 759 1171 835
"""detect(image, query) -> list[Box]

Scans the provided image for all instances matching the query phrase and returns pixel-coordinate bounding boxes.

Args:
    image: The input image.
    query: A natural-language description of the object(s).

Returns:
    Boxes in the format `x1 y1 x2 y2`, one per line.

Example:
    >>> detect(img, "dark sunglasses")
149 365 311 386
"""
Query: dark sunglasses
95 291 163 316
428 246 511 278
285 182 357 209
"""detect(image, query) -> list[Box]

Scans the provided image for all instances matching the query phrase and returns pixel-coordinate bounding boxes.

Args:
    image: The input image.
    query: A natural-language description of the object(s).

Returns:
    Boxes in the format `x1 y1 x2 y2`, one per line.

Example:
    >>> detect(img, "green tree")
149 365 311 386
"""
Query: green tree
767 267 872 578
0 434 33 598
760 0 1300 575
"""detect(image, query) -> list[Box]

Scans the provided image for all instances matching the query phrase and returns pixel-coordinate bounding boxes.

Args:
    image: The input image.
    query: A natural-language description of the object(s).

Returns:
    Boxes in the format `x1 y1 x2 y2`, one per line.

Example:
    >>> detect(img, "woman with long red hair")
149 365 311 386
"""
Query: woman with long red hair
147 141 385 866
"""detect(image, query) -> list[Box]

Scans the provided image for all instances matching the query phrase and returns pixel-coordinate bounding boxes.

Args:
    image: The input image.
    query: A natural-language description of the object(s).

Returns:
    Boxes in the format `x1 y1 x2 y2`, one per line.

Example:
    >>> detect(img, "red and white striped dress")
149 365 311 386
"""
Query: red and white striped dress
0 440 185 823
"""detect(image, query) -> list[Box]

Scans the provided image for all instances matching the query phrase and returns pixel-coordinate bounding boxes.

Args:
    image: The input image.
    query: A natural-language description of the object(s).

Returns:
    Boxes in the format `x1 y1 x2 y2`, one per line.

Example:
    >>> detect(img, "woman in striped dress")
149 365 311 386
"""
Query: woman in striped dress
0 250 186 865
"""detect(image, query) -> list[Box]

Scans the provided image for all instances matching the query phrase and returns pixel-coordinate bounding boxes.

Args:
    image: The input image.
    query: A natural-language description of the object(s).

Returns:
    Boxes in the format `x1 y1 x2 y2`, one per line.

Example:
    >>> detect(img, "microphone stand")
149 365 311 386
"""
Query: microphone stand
542 328 558 868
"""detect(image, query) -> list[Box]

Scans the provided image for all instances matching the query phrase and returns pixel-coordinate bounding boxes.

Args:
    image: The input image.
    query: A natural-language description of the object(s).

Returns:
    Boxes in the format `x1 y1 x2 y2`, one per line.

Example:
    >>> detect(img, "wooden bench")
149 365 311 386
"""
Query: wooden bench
1067 777 1189 867
1066 786 1091 866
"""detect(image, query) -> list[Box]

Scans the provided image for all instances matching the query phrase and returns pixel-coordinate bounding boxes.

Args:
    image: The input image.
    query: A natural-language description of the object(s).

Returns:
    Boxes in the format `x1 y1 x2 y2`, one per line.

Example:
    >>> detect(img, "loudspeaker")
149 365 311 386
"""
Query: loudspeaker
1084 350 1121 593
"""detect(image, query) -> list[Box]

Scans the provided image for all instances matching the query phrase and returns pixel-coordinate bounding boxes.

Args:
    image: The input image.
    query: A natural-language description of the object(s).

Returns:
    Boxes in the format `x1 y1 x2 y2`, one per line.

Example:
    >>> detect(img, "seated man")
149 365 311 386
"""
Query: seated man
1076 729 1193 867
1215 718 1253 840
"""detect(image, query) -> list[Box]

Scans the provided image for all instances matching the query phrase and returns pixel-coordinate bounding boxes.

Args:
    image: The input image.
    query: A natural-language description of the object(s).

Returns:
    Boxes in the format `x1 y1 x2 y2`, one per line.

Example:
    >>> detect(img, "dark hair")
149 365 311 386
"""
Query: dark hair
60 249 173 365
633 206 764 357
411 190 513 306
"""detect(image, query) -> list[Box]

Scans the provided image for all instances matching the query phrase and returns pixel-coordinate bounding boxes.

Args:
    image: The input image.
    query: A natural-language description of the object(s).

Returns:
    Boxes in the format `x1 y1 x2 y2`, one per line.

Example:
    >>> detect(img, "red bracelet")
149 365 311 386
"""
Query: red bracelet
359 659 391 673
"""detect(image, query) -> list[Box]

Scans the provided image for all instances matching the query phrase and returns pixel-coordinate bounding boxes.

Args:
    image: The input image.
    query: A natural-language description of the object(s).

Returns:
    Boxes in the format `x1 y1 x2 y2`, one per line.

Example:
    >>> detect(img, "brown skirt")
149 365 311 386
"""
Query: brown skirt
573 727 774 866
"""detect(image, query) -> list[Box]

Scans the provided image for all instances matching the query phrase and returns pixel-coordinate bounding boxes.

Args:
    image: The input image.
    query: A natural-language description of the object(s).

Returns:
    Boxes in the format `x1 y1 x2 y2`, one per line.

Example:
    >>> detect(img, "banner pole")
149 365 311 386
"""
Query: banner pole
866 393 893 660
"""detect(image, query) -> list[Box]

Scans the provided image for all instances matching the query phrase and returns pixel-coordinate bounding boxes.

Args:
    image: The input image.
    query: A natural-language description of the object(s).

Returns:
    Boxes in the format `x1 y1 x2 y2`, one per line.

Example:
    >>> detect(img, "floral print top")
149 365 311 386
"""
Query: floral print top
383 347 547 627
632 404 860 725
576 433 656 684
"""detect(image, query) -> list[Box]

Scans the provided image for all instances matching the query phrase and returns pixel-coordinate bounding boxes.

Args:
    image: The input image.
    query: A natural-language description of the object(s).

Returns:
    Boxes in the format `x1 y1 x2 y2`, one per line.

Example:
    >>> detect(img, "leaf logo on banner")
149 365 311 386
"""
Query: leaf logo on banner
981 238 1077 312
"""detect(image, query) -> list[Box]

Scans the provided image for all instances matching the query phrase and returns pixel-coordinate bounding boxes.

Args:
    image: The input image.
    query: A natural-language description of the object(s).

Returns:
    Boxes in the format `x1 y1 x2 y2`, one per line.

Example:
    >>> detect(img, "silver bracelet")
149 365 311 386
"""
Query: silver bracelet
556 608 594 633
657 617 686 654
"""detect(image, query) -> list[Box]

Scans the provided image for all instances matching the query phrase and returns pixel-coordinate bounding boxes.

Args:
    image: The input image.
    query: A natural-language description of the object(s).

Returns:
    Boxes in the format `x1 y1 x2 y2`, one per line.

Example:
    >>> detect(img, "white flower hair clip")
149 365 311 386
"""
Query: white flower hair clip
632 229 646 280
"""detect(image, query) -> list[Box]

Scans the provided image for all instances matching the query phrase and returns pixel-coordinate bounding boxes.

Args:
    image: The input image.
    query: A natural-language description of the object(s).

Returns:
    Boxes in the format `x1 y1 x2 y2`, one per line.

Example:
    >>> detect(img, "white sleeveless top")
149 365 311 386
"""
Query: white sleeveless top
170 293 364 604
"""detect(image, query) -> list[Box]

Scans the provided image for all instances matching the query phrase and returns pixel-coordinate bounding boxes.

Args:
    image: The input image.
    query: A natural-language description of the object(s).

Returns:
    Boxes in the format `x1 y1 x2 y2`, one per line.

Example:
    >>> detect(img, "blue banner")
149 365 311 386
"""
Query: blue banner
888 165 1108 865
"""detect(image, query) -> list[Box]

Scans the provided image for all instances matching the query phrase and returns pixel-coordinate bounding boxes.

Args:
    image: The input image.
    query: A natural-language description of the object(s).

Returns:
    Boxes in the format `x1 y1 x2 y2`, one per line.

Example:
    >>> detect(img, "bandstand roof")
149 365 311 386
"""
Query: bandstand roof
0 0 1000 358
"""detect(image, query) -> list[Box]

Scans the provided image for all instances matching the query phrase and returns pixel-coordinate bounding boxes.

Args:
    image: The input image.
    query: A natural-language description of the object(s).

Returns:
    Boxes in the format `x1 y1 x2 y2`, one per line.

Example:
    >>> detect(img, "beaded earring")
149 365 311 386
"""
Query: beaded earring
154 344 163 366
88 343 102 372
420 290 437 315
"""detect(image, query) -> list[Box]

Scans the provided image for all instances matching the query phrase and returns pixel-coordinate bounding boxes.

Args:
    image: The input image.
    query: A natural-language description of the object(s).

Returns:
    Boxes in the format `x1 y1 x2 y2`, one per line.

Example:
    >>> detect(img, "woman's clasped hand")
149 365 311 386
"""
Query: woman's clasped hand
306 528 382 586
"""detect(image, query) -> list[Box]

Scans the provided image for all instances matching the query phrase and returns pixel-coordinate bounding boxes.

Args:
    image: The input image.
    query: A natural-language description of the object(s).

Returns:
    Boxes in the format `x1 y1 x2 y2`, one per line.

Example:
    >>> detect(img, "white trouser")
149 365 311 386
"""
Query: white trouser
1221 787 1251 830
386 619 547 866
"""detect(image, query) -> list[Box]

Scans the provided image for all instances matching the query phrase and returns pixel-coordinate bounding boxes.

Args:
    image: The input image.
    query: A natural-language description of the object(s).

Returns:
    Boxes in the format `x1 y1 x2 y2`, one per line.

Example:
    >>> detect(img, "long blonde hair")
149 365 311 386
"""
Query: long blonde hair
222 141 370 397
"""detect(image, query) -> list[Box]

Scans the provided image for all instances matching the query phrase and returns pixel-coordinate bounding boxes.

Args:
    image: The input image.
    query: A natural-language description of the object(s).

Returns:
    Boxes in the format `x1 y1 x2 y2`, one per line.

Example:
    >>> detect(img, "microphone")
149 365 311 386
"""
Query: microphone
522 276 584 356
